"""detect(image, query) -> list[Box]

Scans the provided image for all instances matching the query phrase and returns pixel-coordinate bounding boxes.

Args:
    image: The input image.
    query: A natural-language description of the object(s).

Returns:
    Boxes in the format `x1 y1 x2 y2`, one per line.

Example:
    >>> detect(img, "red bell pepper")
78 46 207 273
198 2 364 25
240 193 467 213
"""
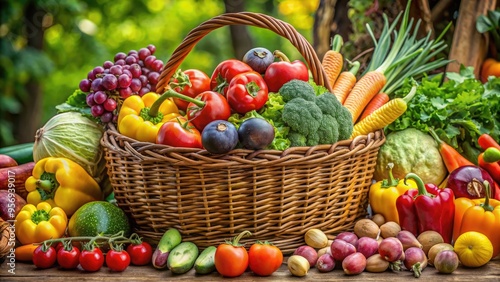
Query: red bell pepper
210 59 253 96
226 71 269 114
396 173 455 243
163 89 231 132
264 50 309 93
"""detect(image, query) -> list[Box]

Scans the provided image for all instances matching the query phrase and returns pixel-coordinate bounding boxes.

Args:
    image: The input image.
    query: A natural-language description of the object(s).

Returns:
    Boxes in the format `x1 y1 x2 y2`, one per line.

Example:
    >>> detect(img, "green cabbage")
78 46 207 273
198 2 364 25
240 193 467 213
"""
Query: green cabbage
33 112 107 184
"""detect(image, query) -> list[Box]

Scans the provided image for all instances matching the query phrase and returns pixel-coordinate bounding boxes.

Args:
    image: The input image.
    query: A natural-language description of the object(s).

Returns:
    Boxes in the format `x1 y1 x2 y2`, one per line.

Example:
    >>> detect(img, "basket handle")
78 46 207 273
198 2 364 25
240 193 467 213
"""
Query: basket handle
156 12 331 94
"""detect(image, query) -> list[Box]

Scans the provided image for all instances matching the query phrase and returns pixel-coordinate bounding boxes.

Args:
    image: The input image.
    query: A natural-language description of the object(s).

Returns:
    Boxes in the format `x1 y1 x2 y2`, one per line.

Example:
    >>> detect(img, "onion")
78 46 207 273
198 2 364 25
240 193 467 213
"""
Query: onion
33 112 106 183
447 165 495 199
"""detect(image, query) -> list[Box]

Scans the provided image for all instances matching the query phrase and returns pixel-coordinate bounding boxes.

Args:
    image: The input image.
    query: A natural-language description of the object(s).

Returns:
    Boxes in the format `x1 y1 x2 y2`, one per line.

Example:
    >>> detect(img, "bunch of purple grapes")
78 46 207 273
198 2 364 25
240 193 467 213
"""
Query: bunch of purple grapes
79 44 163 123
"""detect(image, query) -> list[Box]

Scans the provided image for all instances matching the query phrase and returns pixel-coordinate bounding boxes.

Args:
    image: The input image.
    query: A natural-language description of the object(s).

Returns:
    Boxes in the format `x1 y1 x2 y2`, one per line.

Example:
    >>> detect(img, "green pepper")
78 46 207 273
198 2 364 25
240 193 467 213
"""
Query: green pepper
483 147 500 163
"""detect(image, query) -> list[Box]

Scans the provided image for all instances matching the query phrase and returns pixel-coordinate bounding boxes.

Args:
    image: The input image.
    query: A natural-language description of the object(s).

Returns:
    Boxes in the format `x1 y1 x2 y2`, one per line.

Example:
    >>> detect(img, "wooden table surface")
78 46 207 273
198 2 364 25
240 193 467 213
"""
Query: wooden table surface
2 256 499 281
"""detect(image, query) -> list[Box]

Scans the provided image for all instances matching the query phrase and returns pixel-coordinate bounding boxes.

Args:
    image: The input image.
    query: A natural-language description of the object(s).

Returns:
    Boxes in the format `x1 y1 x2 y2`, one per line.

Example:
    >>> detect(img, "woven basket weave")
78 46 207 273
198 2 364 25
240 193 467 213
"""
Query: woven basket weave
101 12 385 254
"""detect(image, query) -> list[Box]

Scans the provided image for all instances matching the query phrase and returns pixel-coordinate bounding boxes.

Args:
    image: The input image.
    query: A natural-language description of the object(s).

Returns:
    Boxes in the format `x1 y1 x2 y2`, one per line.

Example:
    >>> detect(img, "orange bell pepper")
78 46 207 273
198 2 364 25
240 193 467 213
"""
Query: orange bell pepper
453 181 500 258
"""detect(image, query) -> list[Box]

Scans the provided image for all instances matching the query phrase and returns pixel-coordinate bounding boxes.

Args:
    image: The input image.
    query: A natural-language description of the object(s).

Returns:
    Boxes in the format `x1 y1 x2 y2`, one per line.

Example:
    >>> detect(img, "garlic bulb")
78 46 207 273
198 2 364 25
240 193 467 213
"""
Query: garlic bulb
304 228 328 248
287 255 310 277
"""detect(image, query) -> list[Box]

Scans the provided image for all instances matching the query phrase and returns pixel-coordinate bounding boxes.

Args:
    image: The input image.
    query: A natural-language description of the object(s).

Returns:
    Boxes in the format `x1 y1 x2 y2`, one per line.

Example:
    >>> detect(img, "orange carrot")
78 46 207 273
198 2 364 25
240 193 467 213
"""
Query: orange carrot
322 35 344 88
343 70 387 122
15 244 38 262
333 61 360 104
359 92 390 121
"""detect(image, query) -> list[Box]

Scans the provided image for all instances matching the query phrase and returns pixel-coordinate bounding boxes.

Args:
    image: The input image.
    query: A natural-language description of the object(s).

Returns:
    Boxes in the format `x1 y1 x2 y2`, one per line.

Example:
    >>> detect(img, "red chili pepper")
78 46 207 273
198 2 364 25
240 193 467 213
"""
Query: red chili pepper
210 59 253 96
264 50 309 93
396 173 455 243
163 89 231 132
478 133 500 151
226 71 269 114
429 128 474 173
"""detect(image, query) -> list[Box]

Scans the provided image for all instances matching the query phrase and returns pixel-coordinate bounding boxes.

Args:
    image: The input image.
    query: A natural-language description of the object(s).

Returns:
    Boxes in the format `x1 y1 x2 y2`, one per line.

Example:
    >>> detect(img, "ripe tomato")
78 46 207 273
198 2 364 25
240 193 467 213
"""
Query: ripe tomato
210 59 253 96
106 249 131 272
172 69 211 111
127 242 153 266
33 245 57 269
79 247 104 272
214 230 251 277
248 241 283 276
156 117 203 148
57 245 81 270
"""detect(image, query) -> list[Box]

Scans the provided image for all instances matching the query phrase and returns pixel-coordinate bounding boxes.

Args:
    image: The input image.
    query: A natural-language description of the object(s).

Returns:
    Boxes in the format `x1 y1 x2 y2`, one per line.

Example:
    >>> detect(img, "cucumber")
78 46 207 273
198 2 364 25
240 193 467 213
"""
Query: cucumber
0 142 34 164
194 246 217 274
152 228 182 269
167 242 199 274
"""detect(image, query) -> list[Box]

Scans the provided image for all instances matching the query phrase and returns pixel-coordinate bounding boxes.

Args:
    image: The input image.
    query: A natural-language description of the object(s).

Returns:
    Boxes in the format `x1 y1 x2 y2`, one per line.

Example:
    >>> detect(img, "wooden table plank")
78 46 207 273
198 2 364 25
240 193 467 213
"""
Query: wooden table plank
2 256 499 281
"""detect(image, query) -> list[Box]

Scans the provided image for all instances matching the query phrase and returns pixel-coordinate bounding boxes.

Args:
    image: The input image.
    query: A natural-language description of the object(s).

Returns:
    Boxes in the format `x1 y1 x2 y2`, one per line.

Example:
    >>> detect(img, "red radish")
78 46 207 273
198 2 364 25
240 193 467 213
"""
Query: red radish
434 250 459 274
404 247 428 278
330 239 356 262
357 237 379 258
335 232 359 247
293 245 318 267
378 237 403 262
342 252 366 275
316 253 335 272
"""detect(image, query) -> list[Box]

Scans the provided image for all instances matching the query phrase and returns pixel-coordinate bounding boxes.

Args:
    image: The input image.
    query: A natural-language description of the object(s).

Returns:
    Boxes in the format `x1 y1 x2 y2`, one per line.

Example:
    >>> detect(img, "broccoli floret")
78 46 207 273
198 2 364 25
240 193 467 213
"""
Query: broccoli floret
279 79 316 102
336 106 354 140
288 131 307 147
314 92 342 116
282 98 323 136
306 131 320 146
316 115 340 144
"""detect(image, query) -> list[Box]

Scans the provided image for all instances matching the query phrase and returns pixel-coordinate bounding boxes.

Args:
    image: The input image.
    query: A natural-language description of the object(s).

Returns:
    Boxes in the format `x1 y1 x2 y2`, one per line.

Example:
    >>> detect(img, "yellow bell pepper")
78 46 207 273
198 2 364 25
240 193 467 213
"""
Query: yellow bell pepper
25 157 102 216
15 201 67 245
453 181 500 258
369 163 417 224
117 92 180 143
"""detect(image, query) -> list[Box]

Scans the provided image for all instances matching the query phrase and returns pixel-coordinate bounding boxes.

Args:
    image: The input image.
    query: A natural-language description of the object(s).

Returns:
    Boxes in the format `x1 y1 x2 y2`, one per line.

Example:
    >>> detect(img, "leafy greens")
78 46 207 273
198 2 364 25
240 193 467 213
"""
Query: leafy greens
386 66 500 163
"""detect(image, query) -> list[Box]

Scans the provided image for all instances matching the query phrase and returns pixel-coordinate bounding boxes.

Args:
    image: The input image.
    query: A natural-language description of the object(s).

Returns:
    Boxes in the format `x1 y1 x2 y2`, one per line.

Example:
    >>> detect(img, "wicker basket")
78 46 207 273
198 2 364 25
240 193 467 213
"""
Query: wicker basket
101 12 385 254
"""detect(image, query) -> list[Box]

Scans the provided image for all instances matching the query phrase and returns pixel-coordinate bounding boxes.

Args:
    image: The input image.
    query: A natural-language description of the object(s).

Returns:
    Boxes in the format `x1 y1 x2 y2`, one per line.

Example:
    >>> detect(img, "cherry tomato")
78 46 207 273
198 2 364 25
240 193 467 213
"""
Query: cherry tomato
79 247 104 272
33 245 57 269
126 242 153 266
226 71 269 114
210 59 253 96
248 241 283 276
172 69 211 111
57 245 81 270
156 117 203 148
214 230 251 277
106 249 131 272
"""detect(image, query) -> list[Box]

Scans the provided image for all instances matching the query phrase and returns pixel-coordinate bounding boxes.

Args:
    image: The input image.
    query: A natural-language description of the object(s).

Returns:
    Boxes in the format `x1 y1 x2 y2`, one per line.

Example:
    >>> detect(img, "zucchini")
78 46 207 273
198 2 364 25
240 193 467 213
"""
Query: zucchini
167 241 199 274
194 246 217 274
152 228 182 269
0 142 34 164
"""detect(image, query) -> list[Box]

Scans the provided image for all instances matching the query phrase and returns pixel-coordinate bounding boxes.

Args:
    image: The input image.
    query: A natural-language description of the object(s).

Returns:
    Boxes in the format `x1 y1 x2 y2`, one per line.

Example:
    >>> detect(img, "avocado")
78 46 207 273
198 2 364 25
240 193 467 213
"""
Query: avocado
68 201 131 237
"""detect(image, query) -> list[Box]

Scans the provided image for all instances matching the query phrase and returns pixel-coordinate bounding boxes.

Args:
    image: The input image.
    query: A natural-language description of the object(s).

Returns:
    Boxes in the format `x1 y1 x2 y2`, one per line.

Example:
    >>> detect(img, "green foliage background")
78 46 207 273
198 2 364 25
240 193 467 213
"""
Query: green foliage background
1 0 319 146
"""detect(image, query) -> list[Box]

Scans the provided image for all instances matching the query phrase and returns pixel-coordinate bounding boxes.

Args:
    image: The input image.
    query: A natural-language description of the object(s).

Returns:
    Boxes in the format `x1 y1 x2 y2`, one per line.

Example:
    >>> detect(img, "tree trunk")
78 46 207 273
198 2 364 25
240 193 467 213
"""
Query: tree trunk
313 0 352 62
224 0 253 59
15 2 45 143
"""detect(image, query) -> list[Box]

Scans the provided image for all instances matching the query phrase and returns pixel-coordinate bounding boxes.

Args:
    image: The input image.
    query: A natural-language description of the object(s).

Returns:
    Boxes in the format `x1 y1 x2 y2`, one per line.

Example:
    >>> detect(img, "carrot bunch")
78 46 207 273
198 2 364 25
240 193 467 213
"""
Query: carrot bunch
335 0 451 137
